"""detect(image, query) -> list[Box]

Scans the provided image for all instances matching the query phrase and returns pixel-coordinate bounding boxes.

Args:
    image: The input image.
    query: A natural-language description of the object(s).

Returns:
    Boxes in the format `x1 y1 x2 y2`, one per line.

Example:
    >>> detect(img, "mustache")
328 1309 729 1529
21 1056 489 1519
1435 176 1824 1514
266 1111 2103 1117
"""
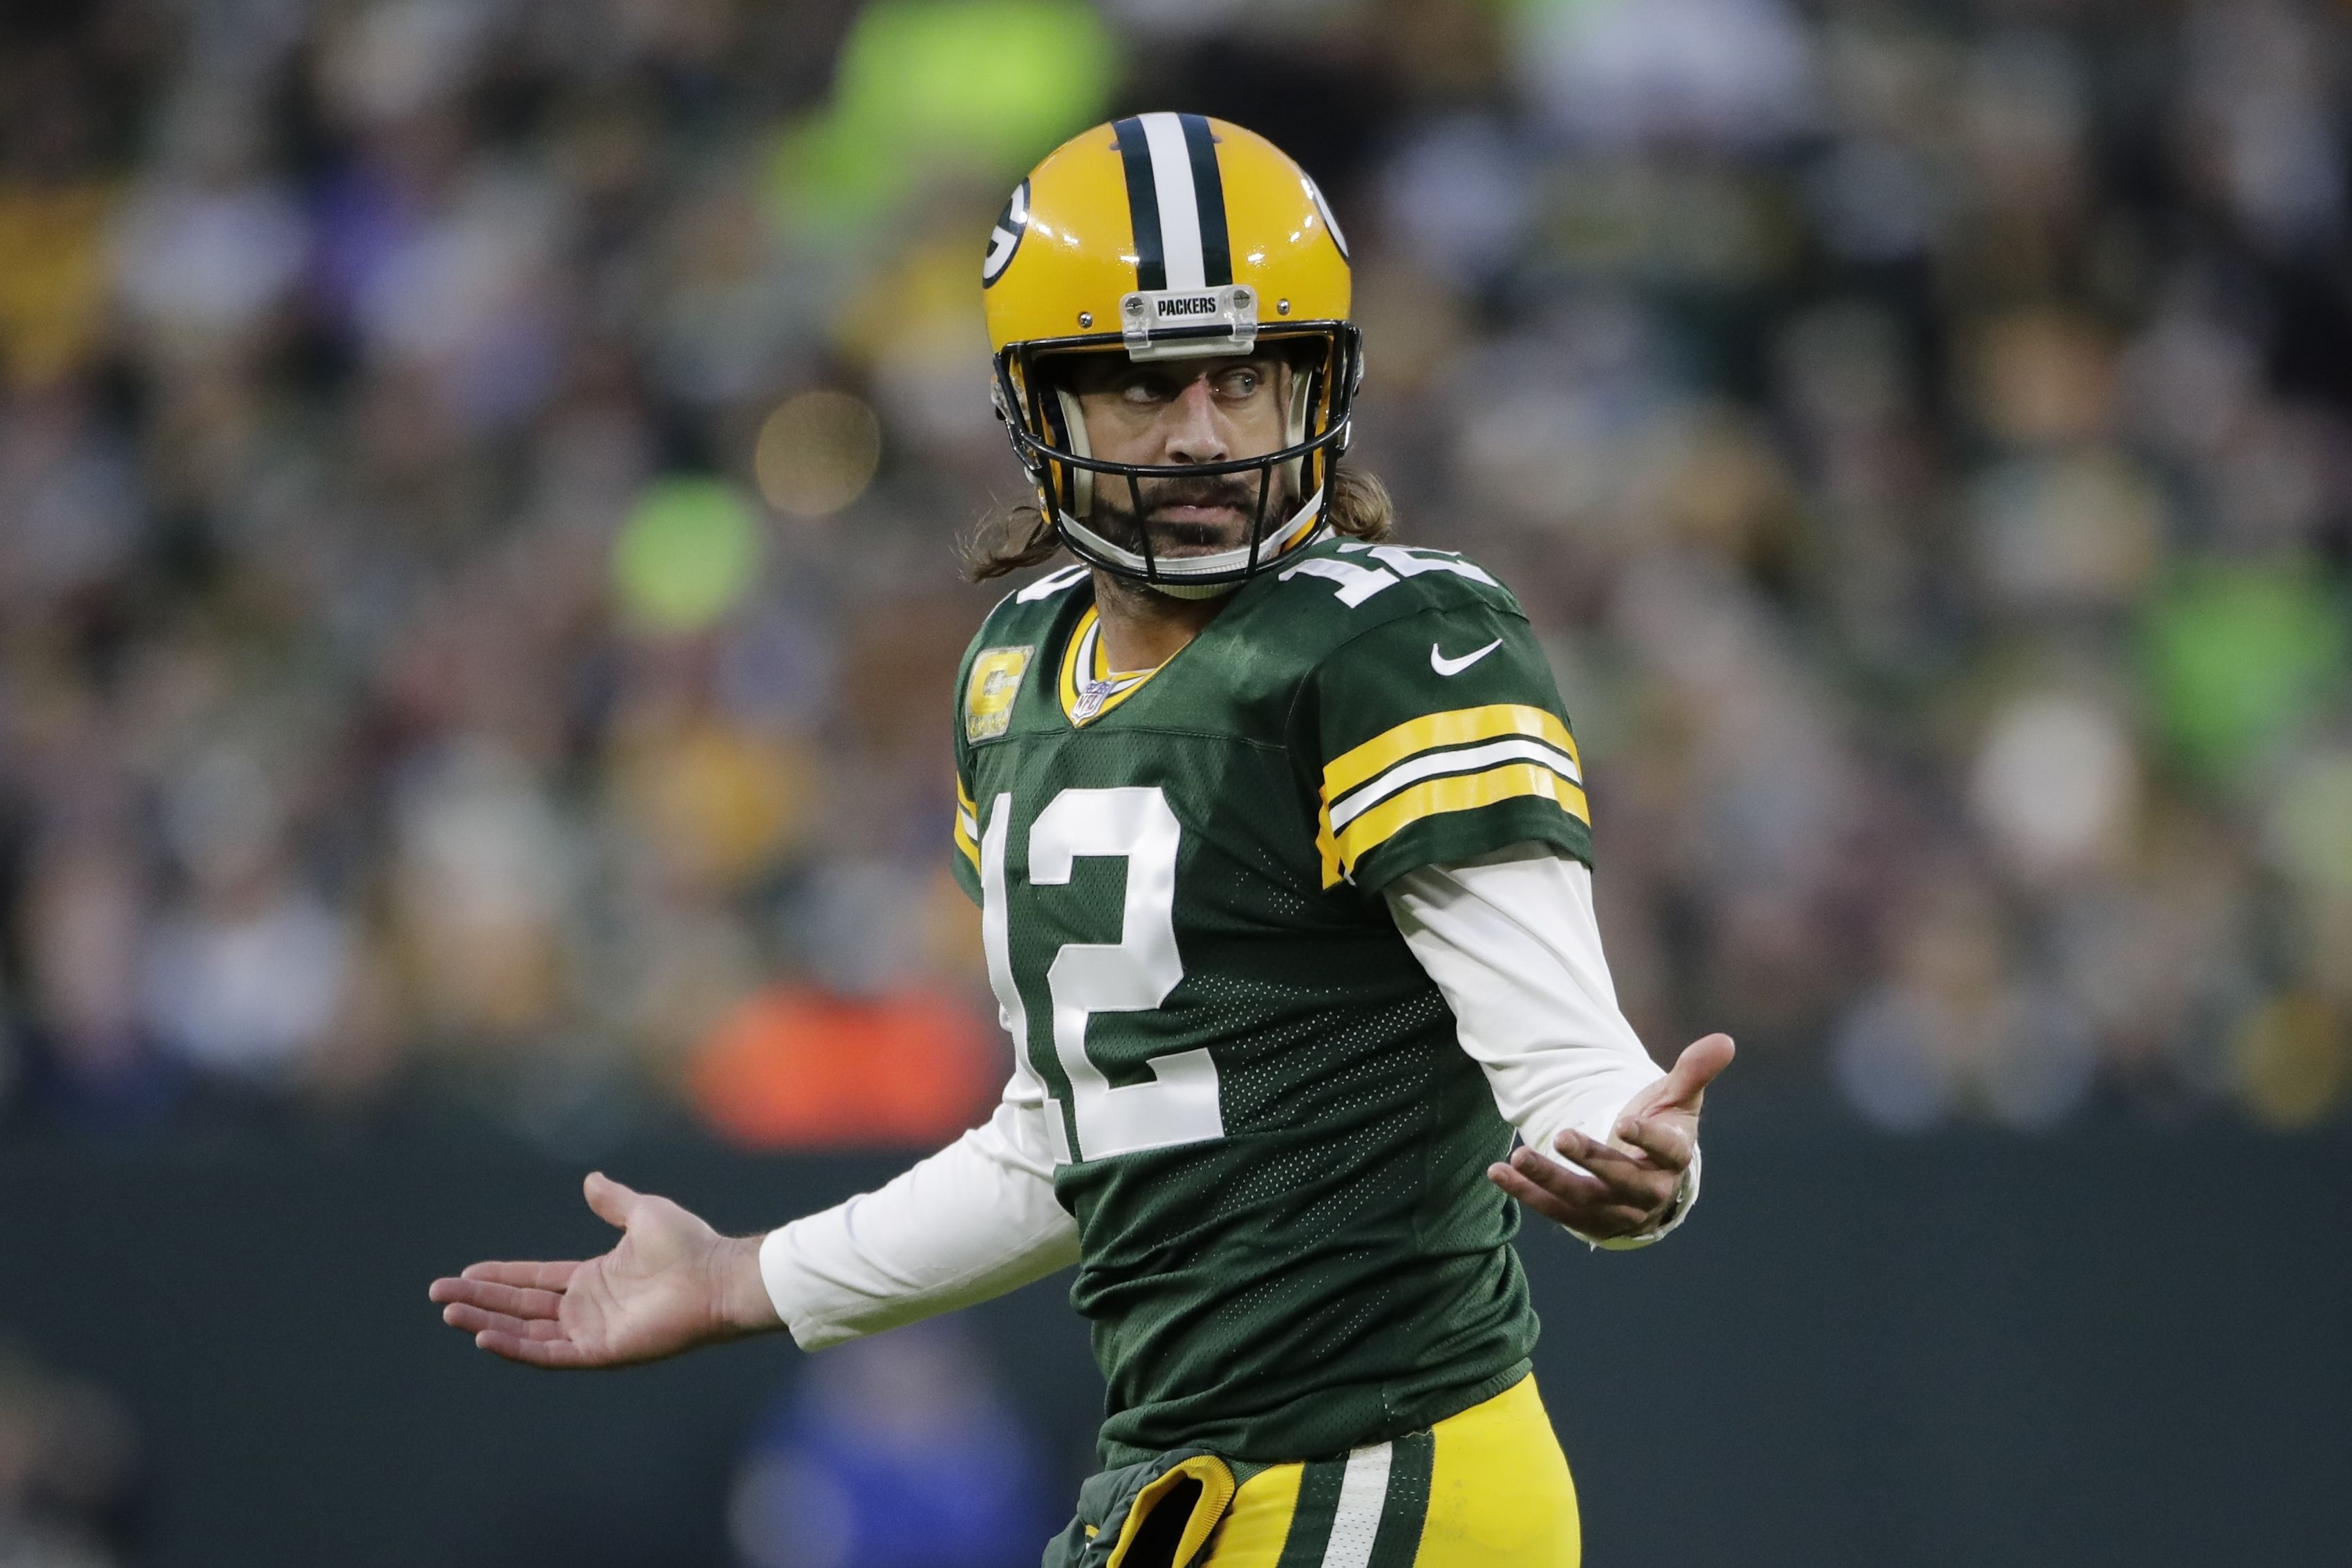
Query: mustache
1100 473 1269 519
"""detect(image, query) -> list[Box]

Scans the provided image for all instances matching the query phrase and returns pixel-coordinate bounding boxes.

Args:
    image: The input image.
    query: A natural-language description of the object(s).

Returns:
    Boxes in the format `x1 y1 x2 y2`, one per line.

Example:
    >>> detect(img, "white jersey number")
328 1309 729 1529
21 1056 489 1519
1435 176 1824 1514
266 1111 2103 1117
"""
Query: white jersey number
1276 542 1498 607
979 786 1223 1164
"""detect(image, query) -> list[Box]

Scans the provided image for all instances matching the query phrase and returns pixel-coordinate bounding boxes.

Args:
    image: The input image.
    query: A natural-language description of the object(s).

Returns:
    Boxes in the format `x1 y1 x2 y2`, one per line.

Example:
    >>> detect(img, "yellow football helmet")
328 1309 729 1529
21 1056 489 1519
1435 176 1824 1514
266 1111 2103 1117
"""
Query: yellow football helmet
983 113 1362 590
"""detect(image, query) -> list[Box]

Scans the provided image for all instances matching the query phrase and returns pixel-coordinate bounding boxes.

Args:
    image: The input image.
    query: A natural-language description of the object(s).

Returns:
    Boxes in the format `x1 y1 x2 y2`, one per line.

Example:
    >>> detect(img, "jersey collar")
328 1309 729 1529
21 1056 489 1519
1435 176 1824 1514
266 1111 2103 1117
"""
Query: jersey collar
1057 604 1165 727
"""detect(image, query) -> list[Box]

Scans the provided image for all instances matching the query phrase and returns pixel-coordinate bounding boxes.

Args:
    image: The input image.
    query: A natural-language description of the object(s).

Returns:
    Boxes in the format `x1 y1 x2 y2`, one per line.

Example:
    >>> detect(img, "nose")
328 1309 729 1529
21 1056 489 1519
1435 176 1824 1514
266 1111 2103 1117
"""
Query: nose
1162 374 1229 466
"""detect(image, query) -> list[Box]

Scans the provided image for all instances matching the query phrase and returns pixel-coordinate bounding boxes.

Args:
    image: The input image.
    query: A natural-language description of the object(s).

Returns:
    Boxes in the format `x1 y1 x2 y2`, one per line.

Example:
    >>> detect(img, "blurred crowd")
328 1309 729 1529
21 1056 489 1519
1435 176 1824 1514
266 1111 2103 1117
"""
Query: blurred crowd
0 1340 145 1568
0 0 2346 1147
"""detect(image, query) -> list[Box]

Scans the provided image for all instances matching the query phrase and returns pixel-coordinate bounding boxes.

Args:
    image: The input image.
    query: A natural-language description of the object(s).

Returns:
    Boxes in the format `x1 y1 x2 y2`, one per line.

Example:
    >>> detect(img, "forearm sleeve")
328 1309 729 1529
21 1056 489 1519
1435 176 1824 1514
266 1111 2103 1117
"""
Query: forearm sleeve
758 1088 1081 1350
1385 843 1700 1248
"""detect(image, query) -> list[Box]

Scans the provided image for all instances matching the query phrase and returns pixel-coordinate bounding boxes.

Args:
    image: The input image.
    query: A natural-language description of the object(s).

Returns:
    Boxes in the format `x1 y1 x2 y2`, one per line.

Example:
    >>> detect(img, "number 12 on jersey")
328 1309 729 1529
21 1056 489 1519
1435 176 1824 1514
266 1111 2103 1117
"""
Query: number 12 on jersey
978 787 1226 1164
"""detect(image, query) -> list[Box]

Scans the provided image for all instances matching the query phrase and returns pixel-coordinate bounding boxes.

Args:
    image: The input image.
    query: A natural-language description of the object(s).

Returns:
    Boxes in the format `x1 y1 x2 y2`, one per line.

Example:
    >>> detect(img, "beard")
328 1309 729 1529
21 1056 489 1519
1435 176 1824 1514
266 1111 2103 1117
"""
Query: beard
1083 465 1298 558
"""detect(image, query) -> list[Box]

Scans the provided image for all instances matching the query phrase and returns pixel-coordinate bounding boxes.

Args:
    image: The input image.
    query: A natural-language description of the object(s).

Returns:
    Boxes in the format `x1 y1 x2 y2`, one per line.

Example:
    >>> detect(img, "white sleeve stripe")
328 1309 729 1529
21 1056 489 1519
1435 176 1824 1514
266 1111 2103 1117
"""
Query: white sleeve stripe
1327 736 1583 830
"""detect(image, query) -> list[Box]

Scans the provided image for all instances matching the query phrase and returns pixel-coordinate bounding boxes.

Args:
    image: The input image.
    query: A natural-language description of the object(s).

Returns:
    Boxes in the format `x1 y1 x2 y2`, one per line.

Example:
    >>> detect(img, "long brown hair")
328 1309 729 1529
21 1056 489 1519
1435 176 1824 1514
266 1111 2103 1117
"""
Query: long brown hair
962 463 1397 581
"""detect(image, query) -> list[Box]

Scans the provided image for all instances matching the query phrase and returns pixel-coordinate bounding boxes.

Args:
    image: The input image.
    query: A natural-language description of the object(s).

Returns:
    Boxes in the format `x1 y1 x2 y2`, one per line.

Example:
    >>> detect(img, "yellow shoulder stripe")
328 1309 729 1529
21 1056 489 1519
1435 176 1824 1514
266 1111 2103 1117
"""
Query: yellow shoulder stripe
953 778 980 870
1323 762 1589 887
1321 703 1579 803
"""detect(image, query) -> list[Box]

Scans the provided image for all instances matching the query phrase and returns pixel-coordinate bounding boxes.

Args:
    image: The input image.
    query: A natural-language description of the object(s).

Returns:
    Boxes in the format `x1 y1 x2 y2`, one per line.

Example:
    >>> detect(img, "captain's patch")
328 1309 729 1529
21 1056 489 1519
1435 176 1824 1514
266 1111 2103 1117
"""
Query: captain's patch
965 645 1034 742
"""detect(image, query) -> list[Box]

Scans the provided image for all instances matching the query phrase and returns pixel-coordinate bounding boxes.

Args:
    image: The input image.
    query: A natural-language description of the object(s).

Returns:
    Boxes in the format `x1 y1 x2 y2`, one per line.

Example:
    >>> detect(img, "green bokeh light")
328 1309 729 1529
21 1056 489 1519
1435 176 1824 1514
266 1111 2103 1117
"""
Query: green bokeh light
769 0 1114 234
2141 563 2350 786
613 476 762 634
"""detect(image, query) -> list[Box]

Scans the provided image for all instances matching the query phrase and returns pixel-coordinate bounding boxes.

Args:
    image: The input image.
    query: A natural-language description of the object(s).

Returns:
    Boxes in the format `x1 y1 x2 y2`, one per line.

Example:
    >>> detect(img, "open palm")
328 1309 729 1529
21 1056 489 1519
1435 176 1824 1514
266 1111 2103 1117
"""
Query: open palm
429 1173 772 1368
1489 1032 1733 1238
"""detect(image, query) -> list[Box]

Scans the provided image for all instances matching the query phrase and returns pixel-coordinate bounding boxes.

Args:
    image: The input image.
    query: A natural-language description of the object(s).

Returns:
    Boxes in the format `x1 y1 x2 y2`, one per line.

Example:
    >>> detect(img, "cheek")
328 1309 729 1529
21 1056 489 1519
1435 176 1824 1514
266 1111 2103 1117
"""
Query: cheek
1076 404 1158 465
1240 398 1292 452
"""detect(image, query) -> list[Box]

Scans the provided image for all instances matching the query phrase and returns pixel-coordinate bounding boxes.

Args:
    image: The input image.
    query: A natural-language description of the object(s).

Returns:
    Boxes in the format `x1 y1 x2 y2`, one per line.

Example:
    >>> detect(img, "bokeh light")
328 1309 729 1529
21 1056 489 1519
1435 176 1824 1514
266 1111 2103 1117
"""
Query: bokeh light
1969 692 2138 881
2142 566 2350 784
613 476 763 634
755 391 884 517
768 0 1114 232
2231 994 2351 1130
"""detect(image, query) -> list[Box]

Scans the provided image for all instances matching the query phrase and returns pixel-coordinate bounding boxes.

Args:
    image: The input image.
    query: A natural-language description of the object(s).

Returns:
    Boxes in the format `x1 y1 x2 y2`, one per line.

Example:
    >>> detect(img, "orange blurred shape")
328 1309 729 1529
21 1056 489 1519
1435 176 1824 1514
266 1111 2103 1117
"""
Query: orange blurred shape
688 983 996 1148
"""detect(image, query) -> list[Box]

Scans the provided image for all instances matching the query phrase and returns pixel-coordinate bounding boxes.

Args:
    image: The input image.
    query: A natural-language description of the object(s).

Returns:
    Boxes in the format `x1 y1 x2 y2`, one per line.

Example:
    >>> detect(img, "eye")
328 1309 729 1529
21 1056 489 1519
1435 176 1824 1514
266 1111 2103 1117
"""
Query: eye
1213 366 1262 399
1119 374 1175 404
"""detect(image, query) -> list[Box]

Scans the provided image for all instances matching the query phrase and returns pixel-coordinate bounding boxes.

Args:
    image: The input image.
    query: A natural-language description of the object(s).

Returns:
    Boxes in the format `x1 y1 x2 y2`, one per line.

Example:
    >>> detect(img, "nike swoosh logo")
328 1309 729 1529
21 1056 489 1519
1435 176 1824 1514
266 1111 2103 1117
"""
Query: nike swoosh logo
1430 637 1504 677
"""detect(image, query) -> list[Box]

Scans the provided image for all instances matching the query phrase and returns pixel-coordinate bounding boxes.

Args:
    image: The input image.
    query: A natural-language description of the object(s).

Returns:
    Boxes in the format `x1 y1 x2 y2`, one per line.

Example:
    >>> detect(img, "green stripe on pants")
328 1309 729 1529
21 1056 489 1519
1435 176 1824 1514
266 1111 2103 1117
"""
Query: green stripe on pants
1273 1459 1348 1568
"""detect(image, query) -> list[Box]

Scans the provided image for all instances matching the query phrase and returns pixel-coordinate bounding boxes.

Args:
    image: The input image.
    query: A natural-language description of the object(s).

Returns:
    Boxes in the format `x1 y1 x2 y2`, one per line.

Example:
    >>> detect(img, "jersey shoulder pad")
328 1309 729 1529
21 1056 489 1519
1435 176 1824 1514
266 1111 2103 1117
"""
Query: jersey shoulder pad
978 562 1089 638
955 563 1088 751
1260 536 1524 636
1274 539 1585 890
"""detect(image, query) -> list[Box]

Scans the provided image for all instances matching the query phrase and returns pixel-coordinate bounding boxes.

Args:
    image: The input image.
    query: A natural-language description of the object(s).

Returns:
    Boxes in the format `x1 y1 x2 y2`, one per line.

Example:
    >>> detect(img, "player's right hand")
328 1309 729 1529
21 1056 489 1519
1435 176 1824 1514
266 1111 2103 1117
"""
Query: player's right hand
429 1173 781 1368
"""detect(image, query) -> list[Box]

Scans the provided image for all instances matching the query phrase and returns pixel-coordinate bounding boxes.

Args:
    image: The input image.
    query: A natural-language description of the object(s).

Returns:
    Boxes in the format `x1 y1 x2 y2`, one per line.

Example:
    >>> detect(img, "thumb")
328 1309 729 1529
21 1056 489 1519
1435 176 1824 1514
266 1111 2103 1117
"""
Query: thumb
1655 1033 1735 1113
584 1171 641 1231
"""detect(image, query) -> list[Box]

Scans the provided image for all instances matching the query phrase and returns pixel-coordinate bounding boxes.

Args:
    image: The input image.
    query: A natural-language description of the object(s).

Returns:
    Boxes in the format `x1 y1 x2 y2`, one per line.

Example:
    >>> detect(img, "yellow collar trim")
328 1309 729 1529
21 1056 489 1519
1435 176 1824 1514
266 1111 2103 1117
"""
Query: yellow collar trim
1058 605 1162 726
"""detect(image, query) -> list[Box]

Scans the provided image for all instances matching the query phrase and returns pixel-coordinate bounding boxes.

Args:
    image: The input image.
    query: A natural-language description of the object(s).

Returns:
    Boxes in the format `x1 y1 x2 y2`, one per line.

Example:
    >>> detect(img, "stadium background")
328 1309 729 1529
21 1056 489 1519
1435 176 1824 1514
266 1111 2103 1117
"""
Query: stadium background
0 0 2344 1562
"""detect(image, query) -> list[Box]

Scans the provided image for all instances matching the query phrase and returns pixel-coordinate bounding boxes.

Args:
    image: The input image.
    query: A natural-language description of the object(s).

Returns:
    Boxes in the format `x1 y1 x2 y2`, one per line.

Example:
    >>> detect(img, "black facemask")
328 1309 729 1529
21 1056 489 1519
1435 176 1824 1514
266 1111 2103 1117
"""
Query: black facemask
1081 467 1298 558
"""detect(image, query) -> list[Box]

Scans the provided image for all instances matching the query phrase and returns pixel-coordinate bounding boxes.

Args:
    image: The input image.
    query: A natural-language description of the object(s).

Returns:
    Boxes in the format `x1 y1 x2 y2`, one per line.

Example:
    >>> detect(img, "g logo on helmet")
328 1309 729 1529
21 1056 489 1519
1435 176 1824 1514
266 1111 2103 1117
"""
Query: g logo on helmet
982 180 1029 288
1303 174 1347 261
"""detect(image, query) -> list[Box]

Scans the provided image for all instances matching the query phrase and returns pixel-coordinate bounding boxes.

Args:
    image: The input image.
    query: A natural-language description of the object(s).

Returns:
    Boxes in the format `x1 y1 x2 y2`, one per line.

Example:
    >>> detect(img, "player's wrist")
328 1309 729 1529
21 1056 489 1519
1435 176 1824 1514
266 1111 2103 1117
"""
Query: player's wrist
711 1233 784 1338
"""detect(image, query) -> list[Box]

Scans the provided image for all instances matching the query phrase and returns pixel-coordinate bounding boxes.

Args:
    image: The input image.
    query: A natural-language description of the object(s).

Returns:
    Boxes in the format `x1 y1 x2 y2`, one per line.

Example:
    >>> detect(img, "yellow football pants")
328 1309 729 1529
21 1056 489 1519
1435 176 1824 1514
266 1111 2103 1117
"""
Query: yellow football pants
1200 1374 1579 1567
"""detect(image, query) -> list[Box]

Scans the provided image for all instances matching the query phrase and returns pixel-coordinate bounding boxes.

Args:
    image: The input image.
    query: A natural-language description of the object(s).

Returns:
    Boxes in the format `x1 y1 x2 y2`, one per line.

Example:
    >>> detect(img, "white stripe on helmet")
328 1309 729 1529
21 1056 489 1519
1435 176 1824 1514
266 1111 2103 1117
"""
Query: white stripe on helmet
1139 111 1206 291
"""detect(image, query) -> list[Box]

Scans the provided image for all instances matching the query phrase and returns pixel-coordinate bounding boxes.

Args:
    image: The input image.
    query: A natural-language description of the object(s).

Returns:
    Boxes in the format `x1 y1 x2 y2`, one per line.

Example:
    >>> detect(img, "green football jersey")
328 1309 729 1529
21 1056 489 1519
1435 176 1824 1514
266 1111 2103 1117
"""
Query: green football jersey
946 534 1594 1467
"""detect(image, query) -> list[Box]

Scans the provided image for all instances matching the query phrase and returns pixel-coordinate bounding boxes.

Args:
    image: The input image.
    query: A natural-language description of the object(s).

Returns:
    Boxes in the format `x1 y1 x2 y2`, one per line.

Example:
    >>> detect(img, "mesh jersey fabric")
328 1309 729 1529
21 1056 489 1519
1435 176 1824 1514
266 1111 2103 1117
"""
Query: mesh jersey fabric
947 535 1594 1466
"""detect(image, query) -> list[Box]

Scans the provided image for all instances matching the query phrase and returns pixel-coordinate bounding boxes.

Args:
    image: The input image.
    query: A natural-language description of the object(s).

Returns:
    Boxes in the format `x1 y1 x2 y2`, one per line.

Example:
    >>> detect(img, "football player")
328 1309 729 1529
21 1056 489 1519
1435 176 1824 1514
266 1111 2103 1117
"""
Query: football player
432 115 1733 1568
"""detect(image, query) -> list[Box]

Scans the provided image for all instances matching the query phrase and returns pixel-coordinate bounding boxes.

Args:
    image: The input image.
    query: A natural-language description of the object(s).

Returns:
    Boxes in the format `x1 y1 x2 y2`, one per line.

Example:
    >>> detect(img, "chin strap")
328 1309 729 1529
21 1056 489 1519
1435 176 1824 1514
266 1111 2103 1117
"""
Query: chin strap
1149 577 1245 601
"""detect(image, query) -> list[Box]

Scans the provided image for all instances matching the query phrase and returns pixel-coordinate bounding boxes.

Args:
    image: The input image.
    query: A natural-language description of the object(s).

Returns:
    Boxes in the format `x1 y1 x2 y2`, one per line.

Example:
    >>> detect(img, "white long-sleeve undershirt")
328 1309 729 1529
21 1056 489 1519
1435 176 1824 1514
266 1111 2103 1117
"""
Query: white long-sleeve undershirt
1384 844 1699 1249
758 845 1695 1349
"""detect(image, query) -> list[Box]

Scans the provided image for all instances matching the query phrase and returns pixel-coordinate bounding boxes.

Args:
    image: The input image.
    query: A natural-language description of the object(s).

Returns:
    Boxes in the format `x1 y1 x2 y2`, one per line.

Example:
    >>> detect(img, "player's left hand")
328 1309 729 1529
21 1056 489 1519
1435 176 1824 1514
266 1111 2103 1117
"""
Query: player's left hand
1486 1033 1734 1240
